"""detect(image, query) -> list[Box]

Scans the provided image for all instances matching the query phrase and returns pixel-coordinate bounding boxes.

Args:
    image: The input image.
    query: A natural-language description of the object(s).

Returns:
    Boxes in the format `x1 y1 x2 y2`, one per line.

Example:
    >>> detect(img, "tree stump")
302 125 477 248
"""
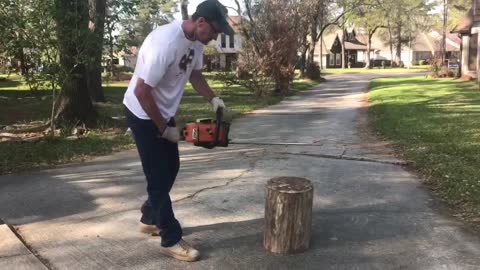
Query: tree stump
264 177 313 254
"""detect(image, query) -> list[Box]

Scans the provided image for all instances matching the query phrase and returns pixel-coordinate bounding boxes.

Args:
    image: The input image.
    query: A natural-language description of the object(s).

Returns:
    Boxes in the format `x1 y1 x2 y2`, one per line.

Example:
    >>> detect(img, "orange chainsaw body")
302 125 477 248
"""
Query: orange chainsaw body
182 118 229 148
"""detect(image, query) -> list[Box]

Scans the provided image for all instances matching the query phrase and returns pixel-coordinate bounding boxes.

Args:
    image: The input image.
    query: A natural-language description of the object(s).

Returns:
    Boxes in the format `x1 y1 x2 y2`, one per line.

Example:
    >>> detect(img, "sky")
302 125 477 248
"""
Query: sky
173 0 241 20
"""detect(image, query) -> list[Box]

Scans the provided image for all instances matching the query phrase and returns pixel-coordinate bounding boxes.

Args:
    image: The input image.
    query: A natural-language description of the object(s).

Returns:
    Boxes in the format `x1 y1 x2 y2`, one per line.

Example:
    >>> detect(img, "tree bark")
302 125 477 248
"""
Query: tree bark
181 0 189 20
341 28 346 69
365 26 380 69
87 0 106 103
365 35 372 69
395 24 402 66
299 47 307 77
54 0 97 125
264 177 313 254
18 47 27 76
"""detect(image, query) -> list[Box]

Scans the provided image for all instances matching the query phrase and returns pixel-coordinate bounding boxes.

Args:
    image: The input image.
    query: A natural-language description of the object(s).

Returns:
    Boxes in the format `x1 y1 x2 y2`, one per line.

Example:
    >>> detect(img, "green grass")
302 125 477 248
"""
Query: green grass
368 77 480 221
0 74 321 174
322 66 428 75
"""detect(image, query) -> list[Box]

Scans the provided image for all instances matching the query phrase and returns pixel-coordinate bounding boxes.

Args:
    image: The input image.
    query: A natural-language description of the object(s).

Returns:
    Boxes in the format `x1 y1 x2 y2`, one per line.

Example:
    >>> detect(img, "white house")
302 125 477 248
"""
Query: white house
117 16 243 71
315 27 460 69
207 16 243 70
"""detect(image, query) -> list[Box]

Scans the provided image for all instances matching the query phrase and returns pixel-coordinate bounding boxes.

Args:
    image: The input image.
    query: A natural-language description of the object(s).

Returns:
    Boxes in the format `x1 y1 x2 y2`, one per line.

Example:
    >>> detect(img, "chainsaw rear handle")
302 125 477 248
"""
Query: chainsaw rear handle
214 107 223 146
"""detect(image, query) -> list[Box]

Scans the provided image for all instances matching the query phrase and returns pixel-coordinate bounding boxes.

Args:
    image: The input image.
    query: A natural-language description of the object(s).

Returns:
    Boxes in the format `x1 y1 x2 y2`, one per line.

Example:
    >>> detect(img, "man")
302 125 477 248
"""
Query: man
123 0 234 262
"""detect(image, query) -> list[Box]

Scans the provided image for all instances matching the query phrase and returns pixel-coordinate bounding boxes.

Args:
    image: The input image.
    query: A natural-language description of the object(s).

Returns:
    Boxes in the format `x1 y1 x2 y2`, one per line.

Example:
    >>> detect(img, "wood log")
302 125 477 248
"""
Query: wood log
264 177 313 254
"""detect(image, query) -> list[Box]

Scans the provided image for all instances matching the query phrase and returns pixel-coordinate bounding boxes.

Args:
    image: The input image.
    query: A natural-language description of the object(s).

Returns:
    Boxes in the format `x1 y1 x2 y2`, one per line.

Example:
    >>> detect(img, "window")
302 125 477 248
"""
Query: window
336 54 342 66
221 34 226 48
229 34 235 48
329 54 335 66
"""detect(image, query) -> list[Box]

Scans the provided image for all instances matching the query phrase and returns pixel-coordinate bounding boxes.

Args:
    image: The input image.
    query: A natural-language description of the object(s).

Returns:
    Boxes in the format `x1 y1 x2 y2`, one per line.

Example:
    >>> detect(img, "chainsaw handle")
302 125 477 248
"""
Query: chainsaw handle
214 107 223 146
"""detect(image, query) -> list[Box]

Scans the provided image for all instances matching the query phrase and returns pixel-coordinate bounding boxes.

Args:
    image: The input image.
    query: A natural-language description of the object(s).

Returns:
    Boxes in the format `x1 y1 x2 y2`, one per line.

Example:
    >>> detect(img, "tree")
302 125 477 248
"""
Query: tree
235 0 307 95
54 0 97 124
381 0 433 66
0 0 30 76
87 0 107 102
350 0 386 68
298 0 364 76
0 0 59 94
104 0 175 80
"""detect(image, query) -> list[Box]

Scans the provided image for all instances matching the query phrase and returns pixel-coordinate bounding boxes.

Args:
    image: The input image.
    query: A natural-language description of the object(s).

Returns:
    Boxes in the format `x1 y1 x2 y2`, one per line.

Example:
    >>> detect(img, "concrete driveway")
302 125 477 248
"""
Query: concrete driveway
1 73 479 269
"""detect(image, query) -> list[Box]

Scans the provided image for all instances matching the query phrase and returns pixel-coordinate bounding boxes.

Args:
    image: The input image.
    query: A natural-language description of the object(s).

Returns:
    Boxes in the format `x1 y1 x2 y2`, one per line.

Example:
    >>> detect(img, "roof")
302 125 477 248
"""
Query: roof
451 8 473 34
317 30 370 54
316 28 460 56
344 41 368 50
227 16 241 33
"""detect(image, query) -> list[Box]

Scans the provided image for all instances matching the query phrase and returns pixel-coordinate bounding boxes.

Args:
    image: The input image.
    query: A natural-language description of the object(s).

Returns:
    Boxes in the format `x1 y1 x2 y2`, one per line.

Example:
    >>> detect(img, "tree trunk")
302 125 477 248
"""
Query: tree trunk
87 0 106 103
387 23 394 67
264 177 313 254
55 64 96 124
307 22 317 67
277 77 291 95
181 0 189 20
395 24 402 66
54 0 97 125
299 47 307 78
320 36 324 70
18 48 27 76
341 29 346 69
365 36 372 69
365 26 380 69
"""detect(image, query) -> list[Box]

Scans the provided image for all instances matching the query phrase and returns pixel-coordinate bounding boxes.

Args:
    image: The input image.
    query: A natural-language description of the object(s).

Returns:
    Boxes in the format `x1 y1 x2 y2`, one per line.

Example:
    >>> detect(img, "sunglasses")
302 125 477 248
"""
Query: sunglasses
179 48 195 72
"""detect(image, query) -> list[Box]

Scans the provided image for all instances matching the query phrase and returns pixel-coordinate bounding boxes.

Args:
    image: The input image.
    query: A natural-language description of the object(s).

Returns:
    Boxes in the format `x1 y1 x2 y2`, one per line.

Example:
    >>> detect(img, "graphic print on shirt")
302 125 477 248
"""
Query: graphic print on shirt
179 48 195 72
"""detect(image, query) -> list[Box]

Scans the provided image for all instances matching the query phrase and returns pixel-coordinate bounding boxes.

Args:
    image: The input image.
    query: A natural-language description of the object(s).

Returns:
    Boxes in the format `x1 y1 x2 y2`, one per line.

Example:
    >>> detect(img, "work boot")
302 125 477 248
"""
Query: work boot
159 239 200 262
140 223 161 236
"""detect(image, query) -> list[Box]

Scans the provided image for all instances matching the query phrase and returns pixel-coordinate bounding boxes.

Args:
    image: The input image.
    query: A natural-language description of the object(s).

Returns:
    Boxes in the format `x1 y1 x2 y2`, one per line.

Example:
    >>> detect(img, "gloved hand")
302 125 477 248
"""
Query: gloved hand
210 97 226 112
160 126 180 143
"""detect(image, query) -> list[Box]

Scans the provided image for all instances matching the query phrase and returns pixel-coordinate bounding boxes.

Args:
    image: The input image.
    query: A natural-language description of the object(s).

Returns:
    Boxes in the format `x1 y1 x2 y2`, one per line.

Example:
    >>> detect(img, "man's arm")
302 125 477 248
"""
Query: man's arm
189 69 216 102
134 79 167 133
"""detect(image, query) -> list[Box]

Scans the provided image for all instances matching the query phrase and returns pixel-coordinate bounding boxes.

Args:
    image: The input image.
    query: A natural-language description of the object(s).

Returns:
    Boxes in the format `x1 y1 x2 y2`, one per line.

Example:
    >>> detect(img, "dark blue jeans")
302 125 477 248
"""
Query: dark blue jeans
125 107 182 247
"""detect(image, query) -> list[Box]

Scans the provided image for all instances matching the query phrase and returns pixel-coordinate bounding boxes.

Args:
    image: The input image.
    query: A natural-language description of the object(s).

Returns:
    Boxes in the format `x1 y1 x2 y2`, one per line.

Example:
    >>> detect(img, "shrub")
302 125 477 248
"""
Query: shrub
305 62 321 80
115 65 134 73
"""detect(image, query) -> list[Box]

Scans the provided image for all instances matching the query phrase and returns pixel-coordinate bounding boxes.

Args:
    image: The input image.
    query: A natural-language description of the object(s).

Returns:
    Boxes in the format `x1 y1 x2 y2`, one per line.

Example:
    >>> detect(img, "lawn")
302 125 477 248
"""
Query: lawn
368 77 480 222
0 74 321 174
322 65 428 75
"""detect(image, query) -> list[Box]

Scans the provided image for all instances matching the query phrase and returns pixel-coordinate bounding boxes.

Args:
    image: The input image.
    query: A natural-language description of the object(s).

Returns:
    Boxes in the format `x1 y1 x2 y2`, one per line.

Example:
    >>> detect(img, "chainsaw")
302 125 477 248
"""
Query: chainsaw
181 108 230 149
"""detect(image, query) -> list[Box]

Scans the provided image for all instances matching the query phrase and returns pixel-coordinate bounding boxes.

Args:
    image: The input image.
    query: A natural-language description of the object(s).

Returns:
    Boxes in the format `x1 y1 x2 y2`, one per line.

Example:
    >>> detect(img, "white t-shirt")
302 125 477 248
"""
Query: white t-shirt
123 21 204 120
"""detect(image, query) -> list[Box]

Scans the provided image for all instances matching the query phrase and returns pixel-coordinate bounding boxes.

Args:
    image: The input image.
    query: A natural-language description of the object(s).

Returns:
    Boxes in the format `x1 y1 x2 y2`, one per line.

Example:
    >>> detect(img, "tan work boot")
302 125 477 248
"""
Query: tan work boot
140 223 161 236
159 239 200 262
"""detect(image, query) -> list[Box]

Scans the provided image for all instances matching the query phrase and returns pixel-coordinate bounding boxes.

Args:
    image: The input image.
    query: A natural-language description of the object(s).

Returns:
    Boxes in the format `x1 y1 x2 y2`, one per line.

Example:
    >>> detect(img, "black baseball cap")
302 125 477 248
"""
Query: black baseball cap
195 0 234 35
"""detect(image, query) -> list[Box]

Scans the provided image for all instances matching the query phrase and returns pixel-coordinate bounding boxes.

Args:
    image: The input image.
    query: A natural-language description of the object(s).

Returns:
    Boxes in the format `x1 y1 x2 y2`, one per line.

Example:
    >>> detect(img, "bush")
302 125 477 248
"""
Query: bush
213 71 238 88
305 62 321 80
371 59 392 68
115 65 134 73
419 60 428 66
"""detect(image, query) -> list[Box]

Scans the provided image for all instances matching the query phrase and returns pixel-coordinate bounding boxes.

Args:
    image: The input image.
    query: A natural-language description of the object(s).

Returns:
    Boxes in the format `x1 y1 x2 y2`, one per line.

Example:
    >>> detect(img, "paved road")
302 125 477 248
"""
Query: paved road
1 73 479 269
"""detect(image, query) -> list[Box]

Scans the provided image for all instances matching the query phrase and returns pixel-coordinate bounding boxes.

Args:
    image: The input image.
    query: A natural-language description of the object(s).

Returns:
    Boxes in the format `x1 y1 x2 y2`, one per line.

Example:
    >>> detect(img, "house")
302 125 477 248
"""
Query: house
116 16 243 71
452 0 480 79
316 27 460 69
317 29 371 68
206 16 242 70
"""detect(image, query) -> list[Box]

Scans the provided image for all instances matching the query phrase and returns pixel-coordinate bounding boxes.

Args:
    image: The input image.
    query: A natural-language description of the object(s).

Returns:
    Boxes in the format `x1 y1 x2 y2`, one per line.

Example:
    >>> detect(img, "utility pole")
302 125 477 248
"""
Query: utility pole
442 0 448 66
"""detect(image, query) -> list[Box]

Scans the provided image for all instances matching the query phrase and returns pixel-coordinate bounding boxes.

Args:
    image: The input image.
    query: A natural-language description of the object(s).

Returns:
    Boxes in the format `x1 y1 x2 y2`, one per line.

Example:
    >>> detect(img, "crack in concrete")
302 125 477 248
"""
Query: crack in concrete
277 151 409 165
173 149 266 203
5 223 54 270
